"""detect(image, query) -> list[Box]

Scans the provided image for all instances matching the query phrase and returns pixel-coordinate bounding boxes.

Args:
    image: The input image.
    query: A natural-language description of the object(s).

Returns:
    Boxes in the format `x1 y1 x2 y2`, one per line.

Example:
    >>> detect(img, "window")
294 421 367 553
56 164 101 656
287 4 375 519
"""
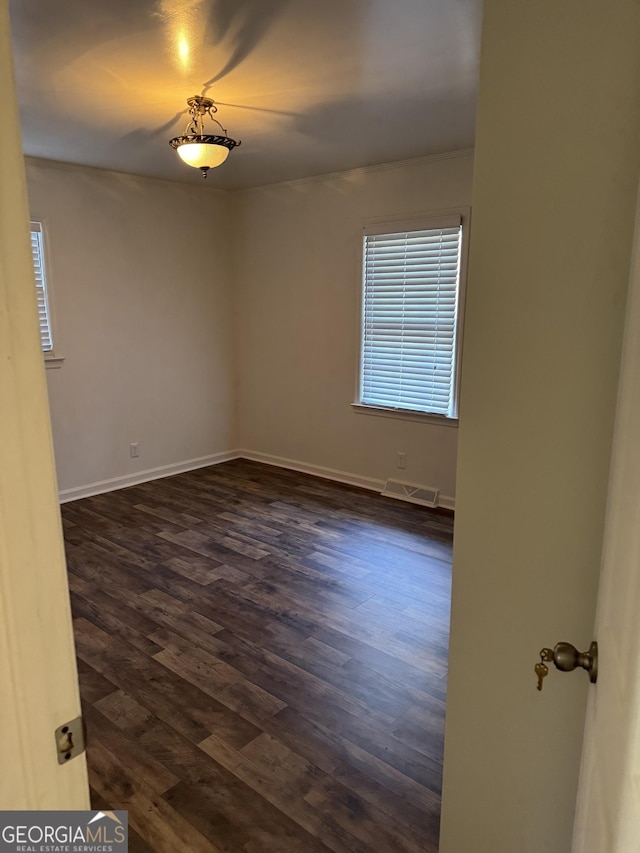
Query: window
30 221 55 354
358 214 466 420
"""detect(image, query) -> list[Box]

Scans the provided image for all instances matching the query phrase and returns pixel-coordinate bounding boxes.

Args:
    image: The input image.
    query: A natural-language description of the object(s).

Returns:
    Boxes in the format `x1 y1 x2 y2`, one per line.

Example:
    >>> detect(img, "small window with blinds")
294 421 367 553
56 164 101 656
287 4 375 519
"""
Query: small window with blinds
358 214 466 419
30 221 54 353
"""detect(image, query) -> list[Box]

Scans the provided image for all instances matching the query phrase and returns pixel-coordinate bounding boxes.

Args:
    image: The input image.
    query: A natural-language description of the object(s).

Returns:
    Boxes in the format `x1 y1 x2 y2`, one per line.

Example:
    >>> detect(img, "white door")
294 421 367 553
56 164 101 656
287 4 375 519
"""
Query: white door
571 189 640 850
0 2 89 809
439 2 640 851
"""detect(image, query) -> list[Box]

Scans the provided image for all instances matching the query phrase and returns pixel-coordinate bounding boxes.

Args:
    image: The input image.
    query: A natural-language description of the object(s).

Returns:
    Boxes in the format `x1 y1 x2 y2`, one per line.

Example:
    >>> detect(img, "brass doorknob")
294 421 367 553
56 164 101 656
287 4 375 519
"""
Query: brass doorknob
540 641 598 683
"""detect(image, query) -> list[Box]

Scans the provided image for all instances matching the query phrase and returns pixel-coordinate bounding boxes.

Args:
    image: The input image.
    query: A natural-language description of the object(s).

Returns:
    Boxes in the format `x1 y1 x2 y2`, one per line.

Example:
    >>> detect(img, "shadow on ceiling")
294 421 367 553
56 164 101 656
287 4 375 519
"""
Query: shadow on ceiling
201 0 291 93
114 0 296 147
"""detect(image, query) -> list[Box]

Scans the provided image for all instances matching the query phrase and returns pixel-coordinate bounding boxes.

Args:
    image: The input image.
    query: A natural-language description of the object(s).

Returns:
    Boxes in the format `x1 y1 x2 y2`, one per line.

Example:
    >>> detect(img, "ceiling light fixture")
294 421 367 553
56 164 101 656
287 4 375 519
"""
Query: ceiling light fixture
169 96 240 178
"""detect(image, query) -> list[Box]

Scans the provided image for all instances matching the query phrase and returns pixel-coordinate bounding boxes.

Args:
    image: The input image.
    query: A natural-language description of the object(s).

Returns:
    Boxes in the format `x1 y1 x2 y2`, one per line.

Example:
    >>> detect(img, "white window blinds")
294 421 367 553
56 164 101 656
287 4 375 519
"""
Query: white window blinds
360 216 463 418
30 222 54 353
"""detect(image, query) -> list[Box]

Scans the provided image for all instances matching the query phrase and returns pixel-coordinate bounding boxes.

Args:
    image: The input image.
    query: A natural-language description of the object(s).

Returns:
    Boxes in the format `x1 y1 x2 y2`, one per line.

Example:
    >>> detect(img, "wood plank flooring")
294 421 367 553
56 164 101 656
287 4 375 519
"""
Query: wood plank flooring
63 459 453 852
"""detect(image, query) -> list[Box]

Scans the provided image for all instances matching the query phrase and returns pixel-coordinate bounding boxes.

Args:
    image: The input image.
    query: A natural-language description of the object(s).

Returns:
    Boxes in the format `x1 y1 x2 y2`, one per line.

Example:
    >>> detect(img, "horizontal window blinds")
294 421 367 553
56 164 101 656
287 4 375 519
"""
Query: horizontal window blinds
361 220 462 417
30 222 53 353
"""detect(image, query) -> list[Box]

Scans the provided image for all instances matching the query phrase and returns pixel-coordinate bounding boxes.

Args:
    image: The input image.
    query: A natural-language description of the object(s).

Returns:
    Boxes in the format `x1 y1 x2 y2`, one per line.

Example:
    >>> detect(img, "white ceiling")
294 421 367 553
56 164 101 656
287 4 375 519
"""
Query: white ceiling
9 0 482 190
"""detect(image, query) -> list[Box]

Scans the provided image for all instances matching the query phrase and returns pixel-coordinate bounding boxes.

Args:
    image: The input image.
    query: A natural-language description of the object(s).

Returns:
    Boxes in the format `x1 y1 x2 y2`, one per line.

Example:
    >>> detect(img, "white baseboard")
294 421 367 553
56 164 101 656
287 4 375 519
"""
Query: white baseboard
59 447 456 511
237 449 385 493
438 494 456 512
237 448 456 510
58 450 240 503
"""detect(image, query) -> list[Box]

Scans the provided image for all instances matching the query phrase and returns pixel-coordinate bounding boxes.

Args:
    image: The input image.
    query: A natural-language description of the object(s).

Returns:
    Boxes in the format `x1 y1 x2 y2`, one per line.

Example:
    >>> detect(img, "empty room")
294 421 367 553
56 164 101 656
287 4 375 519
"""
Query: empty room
4 2 640 853
7 1 474 849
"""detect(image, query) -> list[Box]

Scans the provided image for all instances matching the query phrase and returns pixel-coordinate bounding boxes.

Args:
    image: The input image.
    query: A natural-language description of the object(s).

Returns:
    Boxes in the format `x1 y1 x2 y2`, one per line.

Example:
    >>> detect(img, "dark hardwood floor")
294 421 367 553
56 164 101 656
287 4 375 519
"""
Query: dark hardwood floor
63 459 453 852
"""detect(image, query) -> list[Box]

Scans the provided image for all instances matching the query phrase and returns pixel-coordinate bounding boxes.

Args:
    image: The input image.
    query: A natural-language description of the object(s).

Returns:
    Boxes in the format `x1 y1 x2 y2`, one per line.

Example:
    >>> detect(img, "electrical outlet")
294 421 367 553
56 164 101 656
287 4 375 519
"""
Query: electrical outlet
130 442 139 458
396 451 407 469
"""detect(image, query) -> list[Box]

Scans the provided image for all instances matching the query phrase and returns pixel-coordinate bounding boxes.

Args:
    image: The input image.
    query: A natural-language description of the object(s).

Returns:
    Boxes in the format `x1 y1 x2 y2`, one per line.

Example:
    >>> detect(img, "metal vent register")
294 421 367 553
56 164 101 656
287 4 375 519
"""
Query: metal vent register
381 480 439 508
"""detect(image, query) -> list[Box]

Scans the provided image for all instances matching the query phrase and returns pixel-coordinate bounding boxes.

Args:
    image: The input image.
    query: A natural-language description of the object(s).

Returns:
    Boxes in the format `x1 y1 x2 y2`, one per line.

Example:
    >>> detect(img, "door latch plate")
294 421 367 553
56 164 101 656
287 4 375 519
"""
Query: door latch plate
55 716 85 765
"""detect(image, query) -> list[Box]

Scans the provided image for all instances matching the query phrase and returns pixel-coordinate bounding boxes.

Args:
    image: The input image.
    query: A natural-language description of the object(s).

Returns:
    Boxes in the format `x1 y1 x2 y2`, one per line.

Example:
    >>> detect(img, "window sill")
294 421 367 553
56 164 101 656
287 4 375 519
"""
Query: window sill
44 356 65 370
351 402 458 428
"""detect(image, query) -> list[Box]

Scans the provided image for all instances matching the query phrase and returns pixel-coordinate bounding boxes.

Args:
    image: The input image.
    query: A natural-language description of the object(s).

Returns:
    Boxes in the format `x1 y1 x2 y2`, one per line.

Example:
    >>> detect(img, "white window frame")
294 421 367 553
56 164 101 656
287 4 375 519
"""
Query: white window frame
353 208 470 426
30 220 63 369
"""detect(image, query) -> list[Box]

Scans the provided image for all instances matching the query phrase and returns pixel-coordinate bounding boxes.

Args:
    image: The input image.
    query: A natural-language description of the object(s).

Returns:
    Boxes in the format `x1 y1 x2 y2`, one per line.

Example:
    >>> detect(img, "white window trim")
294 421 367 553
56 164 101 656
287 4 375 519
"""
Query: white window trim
354 207 470 424
30 218 64 369
351 402 459 427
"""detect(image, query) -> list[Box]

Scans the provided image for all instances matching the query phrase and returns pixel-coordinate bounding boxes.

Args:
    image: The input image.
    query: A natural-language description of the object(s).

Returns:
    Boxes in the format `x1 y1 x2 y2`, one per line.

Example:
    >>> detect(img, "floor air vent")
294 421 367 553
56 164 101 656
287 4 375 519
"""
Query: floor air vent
381 479 439 508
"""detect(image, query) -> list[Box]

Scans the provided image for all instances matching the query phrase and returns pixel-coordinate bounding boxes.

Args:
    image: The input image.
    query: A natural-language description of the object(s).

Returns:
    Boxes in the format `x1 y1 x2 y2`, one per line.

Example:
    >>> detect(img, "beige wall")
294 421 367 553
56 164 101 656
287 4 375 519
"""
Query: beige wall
28 154 471 501
234 152 474 501
440 1 640 851
26 160 235 497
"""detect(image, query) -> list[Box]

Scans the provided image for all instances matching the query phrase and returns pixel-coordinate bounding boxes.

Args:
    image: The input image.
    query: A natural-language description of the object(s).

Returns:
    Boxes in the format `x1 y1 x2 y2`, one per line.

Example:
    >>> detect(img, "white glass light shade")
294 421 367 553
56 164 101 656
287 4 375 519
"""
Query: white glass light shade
176 142 230 169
